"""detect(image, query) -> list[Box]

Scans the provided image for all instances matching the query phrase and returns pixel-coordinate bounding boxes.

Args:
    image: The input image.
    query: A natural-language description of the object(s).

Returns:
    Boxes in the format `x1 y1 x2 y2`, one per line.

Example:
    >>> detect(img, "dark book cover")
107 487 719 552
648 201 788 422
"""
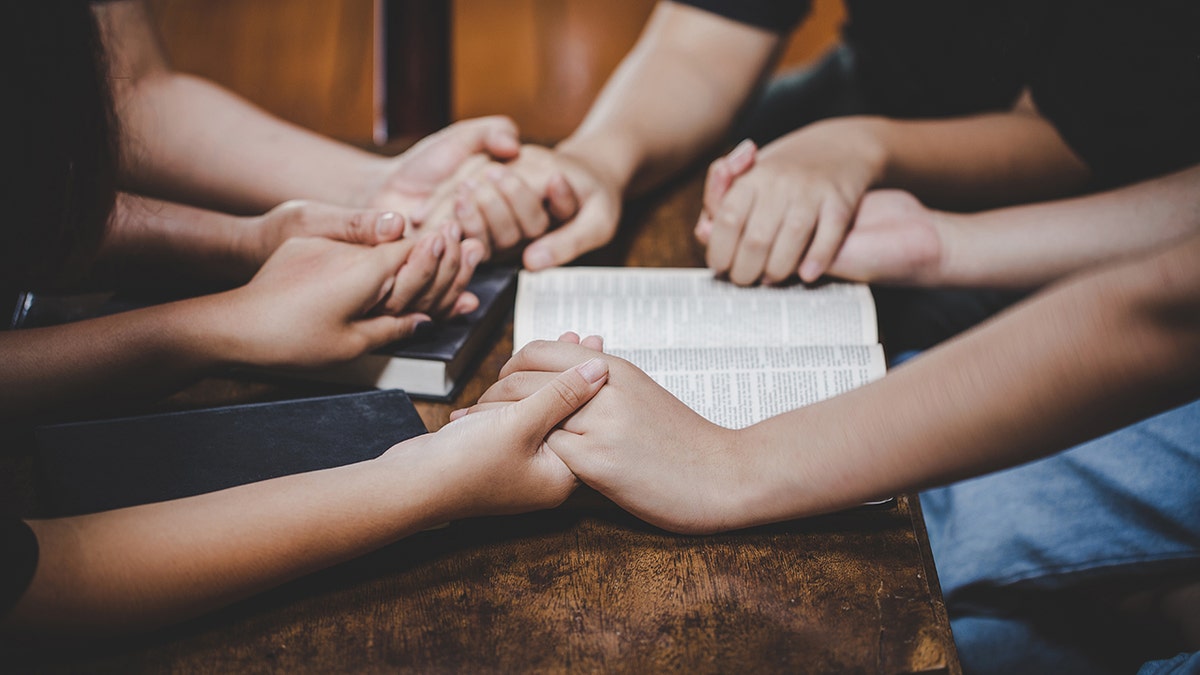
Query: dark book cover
387 264 516 362
34 390 427 517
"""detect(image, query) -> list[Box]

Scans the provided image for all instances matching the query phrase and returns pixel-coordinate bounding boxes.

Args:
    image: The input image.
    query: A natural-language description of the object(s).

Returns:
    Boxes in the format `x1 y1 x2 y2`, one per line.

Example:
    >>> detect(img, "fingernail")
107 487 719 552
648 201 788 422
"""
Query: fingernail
376 212 401 239
485 164 505 182
729 138 754 163
466 246 483 268
448 408 467 421
577 357 608 384
446 222 462 240
431 235 445 257
411 203 429 224
525 247 551 270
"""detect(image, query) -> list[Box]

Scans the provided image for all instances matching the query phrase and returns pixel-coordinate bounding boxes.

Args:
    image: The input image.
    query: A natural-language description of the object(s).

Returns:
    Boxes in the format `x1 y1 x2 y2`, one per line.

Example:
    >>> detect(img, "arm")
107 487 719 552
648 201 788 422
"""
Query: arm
478 230 1200 533
2 358 608 635
93 1 518 214
0 235 468 418
826 164 1200 288
434 1 784 269
698 91 1093 285
96 193 408 288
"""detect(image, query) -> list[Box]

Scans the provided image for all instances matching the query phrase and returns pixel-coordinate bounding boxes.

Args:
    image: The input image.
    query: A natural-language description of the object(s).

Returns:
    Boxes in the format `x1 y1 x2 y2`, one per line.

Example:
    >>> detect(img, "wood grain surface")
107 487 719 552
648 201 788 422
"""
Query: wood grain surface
1 167 960 674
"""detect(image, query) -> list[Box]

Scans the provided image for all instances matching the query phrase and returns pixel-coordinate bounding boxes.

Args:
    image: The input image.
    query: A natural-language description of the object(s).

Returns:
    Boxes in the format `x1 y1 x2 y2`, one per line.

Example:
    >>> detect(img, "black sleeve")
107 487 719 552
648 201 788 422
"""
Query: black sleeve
670 0 812 32
1030 0 1200 186
1 518 39 616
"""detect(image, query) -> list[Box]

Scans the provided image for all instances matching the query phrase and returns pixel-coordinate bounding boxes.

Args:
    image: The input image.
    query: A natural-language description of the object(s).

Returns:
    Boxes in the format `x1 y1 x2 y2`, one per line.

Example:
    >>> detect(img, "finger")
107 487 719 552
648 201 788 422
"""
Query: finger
545 172 581 222
509 357 608 442
499 339 601 379
468 176 524 251
354 312 432 349
694 213 714 246
478 370 558 404
580 335 604 352
763 204 815 284
558 331 582 344
410 231 461 314
453 186 493 255
440 115 520 160
522 203 615 271
724 138 757 176
487 164 551 239
338 209 404 244
705 184 755 275
728 190 788 286
378 235 441 314
435 237 485 318
799 197 856 283
450 400 511 420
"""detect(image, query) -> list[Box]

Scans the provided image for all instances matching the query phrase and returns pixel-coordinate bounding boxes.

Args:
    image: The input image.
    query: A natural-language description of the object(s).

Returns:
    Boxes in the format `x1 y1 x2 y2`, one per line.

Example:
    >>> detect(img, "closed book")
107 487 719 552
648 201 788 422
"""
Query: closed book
8 264 518 401
34 390 426 517
294 264 517 400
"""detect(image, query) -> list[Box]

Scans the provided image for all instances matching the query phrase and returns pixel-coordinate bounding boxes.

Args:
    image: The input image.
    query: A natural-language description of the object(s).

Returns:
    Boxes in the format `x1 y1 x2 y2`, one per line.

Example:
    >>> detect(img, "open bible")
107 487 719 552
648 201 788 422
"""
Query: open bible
513 267 885 429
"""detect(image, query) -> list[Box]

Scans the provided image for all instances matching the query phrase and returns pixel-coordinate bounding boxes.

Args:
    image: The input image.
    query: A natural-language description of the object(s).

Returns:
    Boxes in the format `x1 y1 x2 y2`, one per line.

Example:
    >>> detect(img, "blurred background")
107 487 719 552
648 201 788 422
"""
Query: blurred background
146 0 844 145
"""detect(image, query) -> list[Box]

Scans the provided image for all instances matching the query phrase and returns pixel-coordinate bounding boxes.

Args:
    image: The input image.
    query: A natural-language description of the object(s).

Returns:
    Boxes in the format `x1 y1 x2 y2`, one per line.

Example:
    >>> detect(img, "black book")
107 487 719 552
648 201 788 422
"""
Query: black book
34 390 427 517
295 264 517 400
8 264 518 401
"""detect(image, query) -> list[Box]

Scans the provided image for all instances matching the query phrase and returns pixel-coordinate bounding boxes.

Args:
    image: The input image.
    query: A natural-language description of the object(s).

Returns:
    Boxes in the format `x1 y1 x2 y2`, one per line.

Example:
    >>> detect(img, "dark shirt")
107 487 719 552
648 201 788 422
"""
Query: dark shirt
1 518 39 616
672 0 1200 186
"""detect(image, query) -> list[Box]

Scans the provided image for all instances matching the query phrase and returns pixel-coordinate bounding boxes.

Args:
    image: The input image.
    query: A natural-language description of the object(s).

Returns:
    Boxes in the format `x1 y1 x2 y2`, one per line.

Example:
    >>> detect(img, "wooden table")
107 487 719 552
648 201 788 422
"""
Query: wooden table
1 171 960 673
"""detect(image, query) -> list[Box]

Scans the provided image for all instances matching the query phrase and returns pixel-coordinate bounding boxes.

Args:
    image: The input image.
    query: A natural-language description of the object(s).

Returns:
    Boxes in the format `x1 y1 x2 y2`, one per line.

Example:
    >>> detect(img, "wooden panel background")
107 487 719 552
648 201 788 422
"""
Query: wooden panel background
148 0 844 145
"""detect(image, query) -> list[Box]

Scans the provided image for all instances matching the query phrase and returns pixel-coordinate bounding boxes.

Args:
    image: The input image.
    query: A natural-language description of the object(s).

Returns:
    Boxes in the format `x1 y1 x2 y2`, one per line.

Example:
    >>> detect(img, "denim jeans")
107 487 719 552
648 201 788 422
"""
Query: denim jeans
922 399 1200 674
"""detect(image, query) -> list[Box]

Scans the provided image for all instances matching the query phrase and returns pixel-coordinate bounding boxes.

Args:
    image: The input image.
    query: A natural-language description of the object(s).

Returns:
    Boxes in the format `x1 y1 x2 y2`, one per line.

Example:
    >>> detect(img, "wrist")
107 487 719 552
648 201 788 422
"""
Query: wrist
928 210 970 287
555 132 640 197
814 116 891 187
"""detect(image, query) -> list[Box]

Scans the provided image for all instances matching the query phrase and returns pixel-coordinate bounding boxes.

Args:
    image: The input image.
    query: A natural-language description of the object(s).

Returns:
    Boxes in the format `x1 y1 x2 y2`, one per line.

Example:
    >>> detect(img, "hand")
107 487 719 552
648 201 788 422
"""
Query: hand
826 190 947 285
465 339 744 534
696 118 886 285
363 116 521 216
244 200 407 269
387 352 611 519
415 147 581 259
217 235 456 368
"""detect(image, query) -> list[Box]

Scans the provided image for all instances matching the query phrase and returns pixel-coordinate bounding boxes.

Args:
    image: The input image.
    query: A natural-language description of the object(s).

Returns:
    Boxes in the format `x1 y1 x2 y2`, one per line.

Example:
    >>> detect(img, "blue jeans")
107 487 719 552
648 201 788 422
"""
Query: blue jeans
922 399 1200 674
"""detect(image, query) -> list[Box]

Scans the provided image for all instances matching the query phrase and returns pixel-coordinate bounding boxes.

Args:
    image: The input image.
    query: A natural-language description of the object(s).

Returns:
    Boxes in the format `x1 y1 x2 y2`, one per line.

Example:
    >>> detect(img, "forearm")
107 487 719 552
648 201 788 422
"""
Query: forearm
867 100 1091 209
6 449 454 635
95 1 388 213
739 233 1200 522
556 1 780 196
0 295 235 417
96 193 261 287
935 164 1200 288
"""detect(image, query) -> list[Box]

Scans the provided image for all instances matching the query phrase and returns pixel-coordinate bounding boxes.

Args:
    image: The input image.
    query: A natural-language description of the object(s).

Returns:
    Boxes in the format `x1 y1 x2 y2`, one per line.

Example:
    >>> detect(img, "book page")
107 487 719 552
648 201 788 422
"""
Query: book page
609 345 886 429
514 268 877 351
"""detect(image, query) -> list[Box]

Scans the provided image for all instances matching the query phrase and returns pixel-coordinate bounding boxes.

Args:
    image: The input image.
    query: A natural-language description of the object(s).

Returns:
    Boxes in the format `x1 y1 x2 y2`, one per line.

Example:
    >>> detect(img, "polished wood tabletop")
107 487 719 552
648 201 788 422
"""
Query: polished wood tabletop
1 170 960 674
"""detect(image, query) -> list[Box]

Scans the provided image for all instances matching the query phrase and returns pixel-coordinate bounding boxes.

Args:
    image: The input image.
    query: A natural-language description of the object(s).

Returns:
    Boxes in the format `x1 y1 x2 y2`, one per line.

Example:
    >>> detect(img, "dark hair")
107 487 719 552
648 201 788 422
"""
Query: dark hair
1 1 119 289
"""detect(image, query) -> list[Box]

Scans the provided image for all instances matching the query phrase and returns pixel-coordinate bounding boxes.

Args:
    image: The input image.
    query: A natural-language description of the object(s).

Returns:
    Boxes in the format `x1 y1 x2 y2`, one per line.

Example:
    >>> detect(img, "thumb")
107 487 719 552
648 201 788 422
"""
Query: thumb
354 312 431 348
545 172 581 221
510 357 609 441
451 115 520 159
522 203 616 270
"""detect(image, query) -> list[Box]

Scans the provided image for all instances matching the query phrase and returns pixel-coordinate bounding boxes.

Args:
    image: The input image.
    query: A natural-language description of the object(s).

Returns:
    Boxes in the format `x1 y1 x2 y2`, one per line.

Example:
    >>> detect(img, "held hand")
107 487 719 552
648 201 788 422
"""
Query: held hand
826 190 947 285
244 200 407 269
697 119 886 286
219 236 454 368
387 355 611 519
416 145 587 263
364 116 521 215
466 340 743 535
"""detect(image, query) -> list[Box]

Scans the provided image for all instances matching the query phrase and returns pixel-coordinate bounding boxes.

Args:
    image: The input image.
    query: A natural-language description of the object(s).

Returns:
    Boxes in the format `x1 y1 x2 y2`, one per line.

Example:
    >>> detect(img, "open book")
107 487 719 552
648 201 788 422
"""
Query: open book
514 268 885 429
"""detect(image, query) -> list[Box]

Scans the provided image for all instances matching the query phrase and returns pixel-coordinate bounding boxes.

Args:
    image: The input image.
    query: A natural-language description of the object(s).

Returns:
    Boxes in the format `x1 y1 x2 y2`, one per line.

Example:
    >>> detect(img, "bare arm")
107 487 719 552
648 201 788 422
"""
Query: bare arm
826 164 1200 289
481 230 1200 533
3 358 609 635
555 1 783 196
0 236 450 418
